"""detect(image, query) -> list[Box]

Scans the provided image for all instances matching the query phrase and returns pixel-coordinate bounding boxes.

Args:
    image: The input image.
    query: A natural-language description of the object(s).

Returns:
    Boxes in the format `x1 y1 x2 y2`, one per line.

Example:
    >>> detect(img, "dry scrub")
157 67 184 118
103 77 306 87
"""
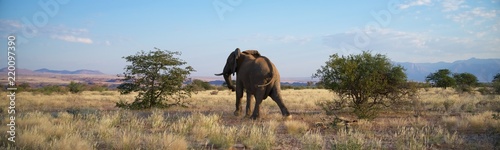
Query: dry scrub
0 88 499 149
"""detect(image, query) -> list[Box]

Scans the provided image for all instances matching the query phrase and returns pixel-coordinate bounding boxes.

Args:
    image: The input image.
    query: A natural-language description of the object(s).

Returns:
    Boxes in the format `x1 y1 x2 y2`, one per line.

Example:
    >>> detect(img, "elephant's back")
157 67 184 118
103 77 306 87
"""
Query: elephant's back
252 57 278 74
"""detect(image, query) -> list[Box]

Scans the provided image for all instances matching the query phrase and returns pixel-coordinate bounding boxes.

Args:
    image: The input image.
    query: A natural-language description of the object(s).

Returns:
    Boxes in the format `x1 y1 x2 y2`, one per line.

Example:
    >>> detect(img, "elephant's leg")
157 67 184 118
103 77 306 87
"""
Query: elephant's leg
234 86 244 116
250 91 265 120
245 93 254 117
270 89 291 117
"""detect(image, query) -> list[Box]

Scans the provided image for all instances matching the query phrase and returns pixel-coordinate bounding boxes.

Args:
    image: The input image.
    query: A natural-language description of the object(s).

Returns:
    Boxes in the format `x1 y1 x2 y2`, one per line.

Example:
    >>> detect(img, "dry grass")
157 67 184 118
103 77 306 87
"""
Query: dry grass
284 120 310 136
442 111 500 133
1 88 499 149
301 130 324 150
331 128 382 149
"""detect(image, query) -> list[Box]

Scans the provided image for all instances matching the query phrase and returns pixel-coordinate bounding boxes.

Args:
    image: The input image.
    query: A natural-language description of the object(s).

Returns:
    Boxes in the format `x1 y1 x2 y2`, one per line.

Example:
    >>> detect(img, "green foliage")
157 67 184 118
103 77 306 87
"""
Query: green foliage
453 72 478 93
16 82 31 92
493 73 500 83
68 81 86 94
493 73 500 94
426 69 456 89
86 84 109 92
117 48 195 109
189 79 214 91
493 113 500 120
35 85 68 95
494 82 500 94
314 51 414 119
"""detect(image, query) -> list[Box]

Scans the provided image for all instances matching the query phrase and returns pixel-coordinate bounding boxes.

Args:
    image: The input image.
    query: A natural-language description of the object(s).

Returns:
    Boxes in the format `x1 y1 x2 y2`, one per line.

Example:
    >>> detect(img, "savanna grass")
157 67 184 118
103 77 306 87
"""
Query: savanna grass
1 88 499 149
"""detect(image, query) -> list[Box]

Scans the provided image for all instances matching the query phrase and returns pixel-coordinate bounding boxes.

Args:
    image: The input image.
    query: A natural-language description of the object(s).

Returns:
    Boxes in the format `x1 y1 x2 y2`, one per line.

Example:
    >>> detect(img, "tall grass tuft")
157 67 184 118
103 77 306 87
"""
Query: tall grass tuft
394 126 462 149
207 125 239 149
242 124 276 150
301 130 324 150
149 109 165 130
284 120 309 136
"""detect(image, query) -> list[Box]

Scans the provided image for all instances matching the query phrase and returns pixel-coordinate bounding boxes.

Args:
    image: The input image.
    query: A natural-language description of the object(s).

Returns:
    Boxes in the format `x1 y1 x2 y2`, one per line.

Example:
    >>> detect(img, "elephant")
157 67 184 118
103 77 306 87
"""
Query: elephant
215 48 291 119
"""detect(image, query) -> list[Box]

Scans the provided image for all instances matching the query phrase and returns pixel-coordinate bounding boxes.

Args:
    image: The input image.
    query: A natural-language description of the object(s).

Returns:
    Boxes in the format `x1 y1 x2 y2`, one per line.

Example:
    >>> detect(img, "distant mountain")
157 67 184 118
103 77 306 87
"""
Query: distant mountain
396 58 500 82
0 67 34 74
34 68 104 75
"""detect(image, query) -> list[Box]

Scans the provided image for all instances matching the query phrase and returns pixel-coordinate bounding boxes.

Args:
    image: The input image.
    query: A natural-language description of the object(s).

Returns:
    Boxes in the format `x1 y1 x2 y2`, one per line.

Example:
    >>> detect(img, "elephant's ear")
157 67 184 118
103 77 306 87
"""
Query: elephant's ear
234 48 241 59
231 48 241 75
242 50 261 58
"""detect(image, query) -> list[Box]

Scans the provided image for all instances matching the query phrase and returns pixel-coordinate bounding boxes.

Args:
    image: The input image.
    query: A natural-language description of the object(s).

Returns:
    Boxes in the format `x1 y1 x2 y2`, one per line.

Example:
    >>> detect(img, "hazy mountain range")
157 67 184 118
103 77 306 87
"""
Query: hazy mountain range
0 68 104 75
1 58 498 83
34 68 105 75
396 58 500 82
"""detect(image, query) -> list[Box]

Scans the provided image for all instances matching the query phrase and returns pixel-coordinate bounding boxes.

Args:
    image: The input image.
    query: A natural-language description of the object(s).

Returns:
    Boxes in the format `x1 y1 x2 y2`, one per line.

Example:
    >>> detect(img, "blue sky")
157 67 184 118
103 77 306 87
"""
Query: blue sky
0 0 499 77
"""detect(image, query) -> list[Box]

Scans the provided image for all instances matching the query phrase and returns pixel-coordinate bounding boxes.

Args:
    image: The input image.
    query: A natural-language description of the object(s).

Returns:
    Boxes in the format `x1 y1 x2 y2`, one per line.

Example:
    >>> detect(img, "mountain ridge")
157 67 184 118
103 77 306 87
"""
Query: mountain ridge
33 68 104 75
395 58 500 82
1 58 498 82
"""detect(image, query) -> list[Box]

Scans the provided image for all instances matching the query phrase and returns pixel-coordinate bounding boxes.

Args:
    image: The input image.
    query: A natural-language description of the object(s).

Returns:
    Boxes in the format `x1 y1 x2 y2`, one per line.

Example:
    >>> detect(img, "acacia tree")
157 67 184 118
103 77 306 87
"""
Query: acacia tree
453 72 478 93
314 51 414 119
426 69 456 89
117 48 195 109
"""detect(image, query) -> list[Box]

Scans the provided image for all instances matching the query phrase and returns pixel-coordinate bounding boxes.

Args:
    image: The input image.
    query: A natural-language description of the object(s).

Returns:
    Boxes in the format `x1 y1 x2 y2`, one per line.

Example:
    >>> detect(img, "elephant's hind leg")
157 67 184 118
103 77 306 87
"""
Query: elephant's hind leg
270 89 291 117
245 93 254 117
234 87 244 116
250 91 266 120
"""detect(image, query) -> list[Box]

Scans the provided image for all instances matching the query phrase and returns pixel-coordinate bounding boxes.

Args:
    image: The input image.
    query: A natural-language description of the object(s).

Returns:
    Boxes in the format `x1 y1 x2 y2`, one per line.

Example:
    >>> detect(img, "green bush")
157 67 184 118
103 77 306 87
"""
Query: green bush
314 51 415 120
87 84 109 92
426 69 456 89
189 79 214 91
68 81 86 94
35 85 68 95
494 82 500 94
117 48 195 109
453 72 478 93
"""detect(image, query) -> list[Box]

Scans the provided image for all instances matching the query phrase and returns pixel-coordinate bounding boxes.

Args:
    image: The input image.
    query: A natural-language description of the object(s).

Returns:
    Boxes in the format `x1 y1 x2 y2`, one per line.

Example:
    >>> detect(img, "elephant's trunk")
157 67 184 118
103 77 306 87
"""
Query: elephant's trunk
223 73 236 91
216 48 240 91
215 72 235 91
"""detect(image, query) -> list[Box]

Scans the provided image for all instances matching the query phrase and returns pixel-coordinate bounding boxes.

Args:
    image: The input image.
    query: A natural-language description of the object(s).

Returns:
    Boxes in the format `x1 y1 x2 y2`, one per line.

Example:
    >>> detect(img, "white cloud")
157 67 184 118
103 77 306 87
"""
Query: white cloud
51 35 93 44
470 7 496 18
441 0 465 12
399 0 432 9
0 20 25 36
448 7 497 24
322 28 499 62
0 19 94 44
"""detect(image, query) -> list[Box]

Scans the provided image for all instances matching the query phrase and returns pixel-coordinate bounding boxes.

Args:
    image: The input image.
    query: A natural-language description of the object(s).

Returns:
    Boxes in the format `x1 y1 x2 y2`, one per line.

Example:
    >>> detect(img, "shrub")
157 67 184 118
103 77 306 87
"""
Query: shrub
87 84 109 92
117 48 195 109
453 72 478 93
68 81 85 94
190 79 214 91
426 69 456 89
493 73 500 94
35 85 68 95
314 51 415 119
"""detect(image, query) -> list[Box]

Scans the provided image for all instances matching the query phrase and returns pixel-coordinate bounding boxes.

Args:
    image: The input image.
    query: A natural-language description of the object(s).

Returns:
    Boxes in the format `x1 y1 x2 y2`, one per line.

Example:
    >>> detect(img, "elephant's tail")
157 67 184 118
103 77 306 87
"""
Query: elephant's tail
257 56 276 88
257 76 275 87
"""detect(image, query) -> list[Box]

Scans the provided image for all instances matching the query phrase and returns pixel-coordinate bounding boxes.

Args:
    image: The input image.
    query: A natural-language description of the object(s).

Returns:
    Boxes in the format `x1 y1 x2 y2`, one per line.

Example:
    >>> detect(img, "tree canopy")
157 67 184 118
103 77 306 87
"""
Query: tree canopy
453 72 478 93
426 69 456 89
314 51 414 119
117 48 195 109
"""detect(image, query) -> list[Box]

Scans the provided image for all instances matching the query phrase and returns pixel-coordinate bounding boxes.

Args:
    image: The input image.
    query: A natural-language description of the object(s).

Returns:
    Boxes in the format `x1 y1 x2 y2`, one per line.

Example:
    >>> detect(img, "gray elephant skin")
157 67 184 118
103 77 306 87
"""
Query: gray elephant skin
215 48 291 119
